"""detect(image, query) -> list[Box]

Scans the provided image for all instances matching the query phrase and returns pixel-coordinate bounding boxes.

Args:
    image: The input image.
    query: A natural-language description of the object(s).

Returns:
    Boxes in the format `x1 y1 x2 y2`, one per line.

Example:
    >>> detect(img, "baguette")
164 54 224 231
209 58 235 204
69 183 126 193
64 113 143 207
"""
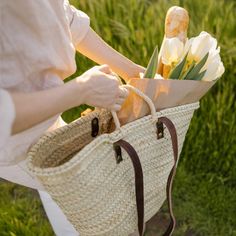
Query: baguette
158 6 189 78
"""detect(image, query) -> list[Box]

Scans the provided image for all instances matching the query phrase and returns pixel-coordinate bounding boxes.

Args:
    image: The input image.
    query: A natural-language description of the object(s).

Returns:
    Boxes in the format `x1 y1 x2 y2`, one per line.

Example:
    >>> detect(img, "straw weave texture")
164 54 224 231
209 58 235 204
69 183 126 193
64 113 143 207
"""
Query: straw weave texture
27 102 199 236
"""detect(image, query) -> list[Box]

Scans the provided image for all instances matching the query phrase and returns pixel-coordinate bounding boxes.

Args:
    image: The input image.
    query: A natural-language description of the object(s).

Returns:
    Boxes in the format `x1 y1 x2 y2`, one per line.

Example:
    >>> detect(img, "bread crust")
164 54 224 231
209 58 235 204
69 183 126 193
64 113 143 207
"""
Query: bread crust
158 6 189 78
165 6 189 42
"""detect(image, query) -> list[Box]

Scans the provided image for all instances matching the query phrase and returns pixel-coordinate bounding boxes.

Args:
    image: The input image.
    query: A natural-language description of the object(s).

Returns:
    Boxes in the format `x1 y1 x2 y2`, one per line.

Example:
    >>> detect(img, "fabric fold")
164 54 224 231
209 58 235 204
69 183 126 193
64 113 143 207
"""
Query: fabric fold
65 2 90 46
0 89 15 152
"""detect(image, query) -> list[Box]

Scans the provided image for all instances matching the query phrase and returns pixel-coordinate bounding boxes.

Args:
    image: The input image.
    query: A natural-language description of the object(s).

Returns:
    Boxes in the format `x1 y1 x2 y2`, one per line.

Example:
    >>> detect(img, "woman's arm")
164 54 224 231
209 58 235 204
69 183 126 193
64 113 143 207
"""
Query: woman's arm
8 65 128 134
10 80 81 134
76 28 144 82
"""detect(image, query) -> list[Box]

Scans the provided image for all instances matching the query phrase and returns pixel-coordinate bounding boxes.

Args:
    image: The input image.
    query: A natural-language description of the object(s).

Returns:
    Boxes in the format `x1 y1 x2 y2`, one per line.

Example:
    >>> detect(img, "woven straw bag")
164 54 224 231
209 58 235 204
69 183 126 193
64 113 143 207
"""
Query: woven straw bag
27 85 199 236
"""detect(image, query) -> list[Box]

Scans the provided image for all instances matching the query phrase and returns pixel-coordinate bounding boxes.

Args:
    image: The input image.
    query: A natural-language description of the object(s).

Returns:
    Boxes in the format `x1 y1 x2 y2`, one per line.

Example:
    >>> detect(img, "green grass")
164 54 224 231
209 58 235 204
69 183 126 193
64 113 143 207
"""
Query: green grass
1 0 235 235
0 181 53 236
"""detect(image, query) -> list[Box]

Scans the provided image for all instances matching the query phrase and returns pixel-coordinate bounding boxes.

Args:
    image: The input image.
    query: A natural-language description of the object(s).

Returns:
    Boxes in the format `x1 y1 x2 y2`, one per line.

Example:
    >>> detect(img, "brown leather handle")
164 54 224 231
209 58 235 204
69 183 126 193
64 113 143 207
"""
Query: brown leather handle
114 139 145 236
159 117 178 236
114 116 178 236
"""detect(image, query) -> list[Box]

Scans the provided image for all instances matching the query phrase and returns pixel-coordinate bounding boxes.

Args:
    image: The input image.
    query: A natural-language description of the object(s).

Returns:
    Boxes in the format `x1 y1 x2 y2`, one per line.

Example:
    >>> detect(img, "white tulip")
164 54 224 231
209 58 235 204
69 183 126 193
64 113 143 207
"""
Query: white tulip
158 31 225 81
189 31 218 61
201 46 221 72
200 46 225 81
188 31 224 81
160 37 185 66
160 37 194 67
202 61 225 81
154 74 165 80
139 72 164 80
183 37 194 56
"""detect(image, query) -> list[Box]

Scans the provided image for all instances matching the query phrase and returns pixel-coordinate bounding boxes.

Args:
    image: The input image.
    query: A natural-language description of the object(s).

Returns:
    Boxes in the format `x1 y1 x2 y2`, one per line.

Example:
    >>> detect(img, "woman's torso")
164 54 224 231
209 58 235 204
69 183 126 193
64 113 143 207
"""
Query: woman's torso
0 0 79 189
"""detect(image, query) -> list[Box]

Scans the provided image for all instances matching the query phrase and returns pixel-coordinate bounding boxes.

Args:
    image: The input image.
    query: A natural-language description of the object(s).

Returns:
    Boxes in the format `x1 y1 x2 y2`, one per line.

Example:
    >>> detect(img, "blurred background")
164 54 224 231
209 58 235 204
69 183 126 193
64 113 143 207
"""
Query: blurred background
0 0 235 235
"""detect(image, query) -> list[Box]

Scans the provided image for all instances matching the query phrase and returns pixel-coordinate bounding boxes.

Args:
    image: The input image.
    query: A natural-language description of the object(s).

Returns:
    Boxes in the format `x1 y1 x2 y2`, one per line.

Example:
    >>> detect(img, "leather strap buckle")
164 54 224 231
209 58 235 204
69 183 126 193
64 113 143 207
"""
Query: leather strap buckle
91 117 99 137
113 144 123 164
157 121 164 139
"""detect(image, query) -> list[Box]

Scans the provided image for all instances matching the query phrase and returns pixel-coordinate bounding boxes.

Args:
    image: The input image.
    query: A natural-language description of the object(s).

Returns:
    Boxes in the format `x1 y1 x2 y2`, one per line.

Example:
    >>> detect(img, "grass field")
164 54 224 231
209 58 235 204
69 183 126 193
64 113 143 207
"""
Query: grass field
0 0 236 235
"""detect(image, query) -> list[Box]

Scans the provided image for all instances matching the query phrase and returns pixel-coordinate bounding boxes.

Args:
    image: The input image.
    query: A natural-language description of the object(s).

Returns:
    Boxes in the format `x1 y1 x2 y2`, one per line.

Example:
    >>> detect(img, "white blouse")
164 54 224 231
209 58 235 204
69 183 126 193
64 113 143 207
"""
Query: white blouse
0 0 90 189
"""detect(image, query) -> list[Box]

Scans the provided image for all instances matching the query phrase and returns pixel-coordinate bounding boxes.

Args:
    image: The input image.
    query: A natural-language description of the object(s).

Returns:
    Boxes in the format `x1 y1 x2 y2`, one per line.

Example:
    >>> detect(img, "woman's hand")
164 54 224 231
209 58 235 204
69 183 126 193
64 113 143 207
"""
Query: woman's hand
9 65 128 134
75 65 129 111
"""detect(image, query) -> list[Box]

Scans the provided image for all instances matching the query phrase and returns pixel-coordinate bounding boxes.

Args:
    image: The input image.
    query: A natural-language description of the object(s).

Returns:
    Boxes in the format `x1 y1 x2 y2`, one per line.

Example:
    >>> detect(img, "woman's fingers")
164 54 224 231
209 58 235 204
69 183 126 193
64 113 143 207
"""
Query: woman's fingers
111 92 128 111
87 65 129 111
111 104 122 111
115 97 125 105
118 87 129 98
98 64 112 74
110 87 129 111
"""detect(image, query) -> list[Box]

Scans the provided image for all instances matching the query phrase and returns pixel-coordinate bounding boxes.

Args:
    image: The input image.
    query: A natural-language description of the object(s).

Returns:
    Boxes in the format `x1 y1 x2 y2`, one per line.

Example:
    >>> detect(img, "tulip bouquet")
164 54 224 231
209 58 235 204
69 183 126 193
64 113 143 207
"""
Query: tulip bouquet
143 31 225 82
117 6 225 126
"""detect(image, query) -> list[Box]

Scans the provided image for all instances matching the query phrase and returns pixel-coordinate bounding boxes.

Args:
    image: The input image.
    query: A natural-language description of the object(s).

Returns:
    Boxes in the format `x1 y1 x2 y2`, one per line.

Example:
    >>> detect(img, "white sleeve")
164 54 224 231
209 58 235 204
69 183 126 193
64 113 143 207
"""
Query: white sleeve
64 1 90 47
0 89 15 151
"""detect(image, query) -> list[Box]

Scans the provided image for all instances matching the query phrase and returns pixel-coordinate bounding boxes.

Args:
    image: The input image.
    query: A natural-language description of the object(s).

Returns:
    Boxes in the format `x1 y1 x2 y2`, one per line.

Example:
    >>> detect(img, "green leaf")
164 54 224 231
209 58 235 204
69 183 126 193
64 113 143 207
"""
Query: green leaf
169 53 188 80
185 53 209 80
181 61 196 80
194 70 207 81
143 46 159 79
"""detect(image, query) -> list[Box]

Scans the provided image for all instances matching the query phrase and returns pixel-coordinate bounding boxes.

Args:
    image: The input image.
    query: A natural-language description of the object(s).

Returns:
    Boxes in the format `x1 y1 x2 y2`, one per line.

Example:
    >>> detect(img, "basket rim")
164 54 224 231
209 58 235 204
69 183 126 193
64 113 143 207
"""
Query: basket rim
27 102 199 176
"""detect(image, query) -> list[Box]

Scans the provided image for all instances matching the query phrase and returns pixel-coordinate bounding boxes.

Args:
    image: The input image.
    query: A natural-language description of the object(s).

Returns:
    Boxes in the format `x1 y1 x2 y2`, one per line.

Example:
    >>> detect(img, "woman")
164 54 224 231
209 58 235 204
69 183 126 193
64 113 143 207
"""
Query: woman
0 0 144 235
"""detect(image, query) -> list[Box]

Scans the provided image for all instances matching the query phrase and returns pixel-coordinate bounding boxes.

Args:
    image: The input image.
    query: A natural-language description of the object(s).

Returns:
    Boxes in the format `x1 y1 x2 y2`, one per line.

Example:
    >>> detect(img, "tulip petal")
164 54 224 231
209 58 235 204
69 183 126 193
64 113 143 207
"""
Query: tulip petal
190 32 217 61
161 37 185 65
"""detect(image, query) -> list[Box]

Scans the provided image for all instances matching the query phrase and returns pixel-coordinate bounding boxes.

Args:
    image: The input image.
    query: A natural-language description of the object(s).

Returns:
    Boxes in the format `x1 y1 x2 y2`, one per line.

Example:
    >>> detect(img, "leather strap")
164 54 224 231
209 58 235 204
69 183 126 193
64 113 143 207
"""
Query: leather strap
159 117 178 236
114 139 144 235
114 116 178 236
